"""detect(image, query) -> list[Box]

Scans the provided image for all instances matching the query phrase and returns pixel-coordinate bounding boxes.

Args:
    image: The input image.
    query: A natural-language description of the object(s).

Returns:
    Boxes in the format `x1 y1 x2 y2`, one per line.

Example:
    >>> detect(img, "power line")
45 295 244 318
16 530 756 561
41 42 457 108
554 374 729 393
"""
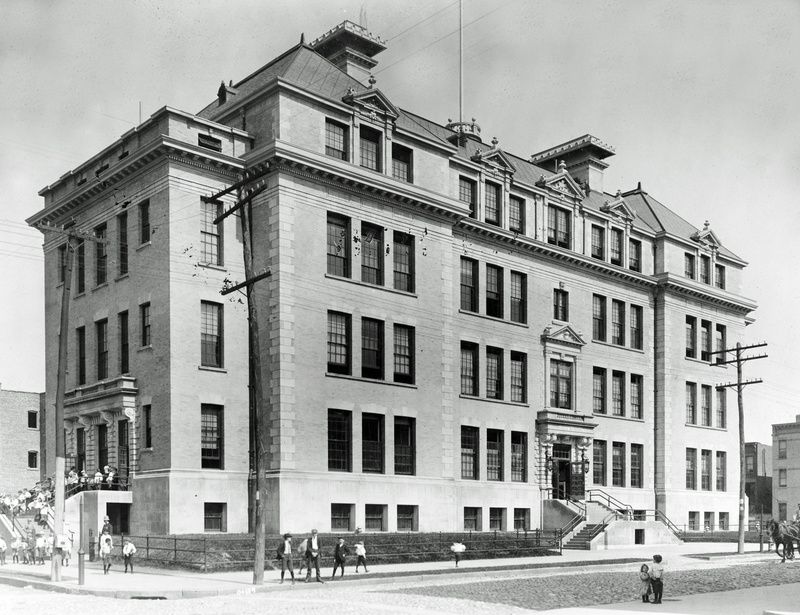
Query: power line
387 0 459 41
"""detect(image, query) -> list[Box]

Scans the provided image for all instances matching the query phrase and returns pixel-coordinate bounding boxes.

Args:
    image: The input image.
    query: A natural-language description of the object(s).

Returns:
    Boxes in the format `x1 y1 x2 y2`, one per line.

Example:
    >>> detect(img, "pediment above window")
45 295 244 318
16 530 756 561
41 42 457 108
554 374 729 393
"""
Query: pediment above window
536 162 585 201
541 324 586 350
691 220 722 249
342 87 399 121
600 191 636 221
470 137 516 174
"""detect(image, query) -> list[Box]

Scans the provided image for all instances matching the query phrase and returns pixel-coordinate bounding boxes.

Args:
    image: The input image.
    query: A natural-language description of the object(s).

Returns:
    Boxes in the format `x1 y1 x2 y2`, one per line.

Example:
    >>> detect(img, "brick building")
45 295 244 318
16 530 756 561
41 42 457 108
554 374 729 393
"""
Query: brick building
745 441 772 517
0 385 43 494
772 419 800 521
29 21 756 535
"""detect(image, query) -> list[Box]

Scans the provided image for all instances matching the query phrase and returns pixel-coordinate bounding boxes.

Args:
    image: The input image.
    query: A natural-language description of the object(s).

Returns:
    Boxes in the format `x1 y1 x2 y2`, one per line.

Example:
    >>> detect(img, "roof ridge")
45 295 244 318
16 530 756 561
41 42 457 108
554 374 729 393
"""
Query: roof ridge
232 42 307 90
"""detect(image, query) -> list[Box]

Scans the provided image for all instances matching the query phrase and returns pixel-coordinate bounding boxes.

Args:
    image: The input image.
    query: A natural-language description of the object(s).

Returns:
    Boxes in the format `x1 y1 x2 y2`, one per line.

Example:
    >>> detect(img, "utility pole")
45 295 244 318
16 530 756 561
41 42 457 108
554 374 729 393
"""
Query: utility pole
713 341 767 554
207 166 271 584
35 222 107 582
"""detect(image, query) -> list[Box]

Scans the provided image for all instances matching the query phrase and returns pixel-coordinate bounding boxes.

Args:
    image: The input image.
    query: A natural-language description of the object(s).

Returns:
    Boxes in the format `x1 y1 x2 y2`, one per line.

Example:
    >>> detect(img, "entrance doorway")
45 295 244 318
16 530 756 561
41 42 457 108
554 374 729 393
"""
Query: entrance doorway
551 444 571 499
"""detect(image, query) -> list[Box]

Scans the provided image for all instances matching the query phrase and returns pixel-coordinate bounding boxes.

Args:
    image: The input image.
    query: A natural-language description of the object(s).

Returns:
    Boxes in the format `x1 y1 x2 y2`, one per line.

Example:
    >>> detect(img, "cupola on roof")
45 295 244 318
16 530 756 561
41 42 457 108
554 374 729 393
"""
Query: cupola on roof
310 20 387 85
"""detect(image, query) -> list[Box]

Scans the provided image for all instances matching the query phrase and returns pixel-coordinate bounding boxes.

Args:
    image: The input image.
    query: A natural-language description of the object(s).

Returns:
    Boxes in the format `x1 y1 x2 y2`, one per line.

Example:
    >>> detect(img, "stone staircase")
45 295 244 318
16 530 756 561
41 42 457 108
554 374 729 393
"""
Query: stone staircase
563 523 605 550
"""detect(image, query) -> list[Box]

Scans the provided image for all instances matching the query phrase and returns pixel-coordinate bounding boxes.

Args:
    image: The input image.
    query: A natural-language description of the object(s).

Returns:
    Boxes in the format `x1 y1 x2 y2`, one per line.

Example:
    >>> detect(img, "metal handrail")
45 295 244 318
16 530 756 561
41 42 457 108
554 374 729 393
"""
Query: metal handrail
583 511 619 543
650 509 684 539
564 496 587 517
560 512 584 537
586 489 634 515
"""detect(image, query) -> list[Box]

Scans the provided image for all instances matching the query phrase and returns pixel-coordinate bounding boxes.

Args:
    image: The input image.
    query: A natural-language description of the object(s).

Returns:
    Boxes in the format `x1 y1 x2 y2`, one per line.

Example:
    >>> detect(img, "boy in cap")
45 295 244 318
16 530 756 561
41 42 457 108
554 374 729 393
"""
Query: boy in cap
277 533 295 584
304 529 324 583
122 539 136 573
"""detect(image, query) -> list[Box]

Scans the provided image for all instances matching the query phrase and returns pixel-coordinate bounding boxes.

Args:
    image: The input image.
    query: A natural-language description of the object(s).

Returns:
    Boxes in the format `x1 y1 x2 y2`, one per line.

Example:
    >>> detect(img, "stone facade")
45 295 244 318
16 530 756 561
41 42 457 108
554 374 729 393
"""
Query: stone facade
0 386 43 493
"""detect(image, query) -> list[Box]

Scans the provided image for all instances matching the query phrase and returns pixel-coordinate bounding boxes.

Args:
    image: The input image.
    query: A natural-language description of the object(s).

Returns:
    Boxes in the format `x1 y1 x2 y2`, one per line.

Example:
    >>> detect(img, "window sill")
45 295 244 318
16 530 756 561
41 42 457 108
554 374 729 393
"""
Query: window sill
325 373 418 389
197 263 226 272
324 274 417 298
592 339 645 354
136 241 152 251
198 365 227 373
685 423 727 431
457 309 529 329
685 356 727 368
93 282 109 291
74 292 86 299
459 394 529 408
138 345 153 352
593 413 645 423
115 273 129 282
142 447 153 453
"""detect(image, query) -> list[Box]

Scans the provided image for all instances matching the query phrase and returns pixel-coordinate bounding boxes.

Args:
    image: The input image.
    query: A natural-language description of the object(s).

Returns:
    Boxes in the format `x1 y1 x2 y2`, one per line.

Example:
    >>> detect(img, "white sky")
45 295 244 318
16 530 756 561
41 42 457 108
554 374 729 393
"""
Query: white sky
1 0 798 443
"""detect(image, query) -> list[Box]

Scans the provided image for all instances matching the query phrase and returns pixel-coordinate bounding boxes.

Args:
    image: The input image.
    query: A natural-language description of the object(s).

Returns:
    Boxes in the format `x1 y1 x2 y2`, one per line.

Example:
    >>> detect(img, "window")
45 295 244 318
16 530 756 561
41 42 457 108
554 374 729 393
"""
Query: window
95 224 107 286
391 143 412 182
509 196 524 233
118 311 129 374
610 228 623 265
327 311 351 374
704 511 714 531
593 440 607 486
143 404 152 448
715 324 727 365
630 374 643 419
611 371 625 417
688 511 699 531
701 385 712 426
510 271 526 324
631 444 643 488
715 264 726 289
328 410 352 471
629 239 641 272
590 225 605 260
140 302 151 347
464 507 481 531
397 505 418 531
547 206 571 248
486 347 503 400
460 426 479 480
76 240 85 294
510 351 526 403
139 200 150 244
327 214 351 277
76 326 86 385
361 318 384 379
362 414 385 473
686 448 697 489
716 389 726 428
719 512 729 530
76 428 85 472
592 295 607 342
325 119 348 160
611 300 625 345
612 442 625 487
460 257 478 312
359 125 381 171
630 305 643 350
486 265 503 318
686 382 697 424
489 507 505 531
58 244 67 283
593 367 607 414
779 440 787 459
716 452 726 491
701 450 712 490
98 424 109 468
685 253 696 279
700 255 711 284
685 316 697 358
27 451 38 470
117 211 128 276
361 222 384 285
331 504 354 531
96 319 108 380
393 231 414 292
550 360 572 409
553 289 569 321
779 503 788 521
511 431 527 482
204 503 226 532
746 454 755 478
779 468 787 487
201 200 223 266
514 508 530 531
393 324 414 384
487 429 503 481
394 417 415 475
700 320 712 362
201 404 223 469
459 176 477 218
27 411 37 429
200 302 223 368
484 182 501 225
197 133 222 152
460 342 479 396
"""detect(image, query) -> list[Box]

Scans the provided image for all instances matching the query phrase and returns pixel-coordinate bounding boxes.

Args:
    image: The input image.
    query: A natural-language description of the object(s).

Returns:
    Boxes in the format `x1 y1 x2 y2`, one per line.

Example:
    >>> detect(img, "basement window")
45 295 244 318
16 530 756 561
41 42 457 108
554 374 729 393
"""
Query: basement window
198 134 223 153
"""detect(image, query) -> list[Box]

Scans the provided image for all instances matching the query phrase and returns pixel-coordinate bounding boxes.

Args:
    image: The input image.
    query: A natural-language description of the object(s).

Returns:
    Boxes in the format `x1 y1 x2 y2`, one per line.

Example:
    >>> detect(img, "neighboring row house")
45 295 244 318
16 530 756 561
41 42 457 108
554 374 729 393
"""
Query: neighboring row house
0 385 43 494
29 20 756 535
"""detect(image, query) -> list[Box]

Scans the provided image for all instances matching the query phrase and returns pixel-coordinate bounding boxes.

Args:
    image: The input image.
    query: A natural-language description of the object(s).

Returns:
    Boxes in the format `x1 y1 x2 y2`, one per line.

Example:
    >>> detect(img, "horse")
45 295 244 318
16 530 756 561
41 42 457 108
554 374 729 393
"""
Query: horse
768 519 799 562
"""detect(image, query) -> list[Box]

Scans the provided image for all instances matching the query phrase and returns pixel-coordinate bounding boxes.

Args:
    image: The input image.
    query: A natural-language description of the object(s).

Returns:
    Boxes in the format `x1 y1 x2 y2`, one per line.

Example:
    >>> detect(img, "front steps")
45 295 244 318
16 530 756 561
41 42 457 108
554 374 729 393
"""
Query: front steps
563 523 605 550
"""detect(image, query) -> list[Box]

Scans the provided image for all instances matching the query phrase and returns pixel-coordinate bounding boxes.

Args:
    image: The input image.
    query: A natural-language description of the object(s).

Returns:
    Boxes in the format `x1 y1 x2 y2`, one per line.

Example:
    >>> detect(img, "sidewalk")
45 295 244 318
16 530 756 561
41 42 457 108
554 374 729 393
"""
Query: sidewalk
0 542 778 600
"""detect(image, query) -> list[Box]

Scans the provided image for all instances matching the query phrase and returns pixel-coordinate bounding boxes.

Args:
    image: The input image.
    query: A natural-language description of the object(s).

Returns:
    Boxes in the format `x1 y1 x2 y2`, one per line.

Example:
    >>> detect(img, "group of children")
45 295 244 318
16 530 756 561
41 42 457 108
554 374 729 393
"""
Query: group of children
638 554 665 604
0 532 54 566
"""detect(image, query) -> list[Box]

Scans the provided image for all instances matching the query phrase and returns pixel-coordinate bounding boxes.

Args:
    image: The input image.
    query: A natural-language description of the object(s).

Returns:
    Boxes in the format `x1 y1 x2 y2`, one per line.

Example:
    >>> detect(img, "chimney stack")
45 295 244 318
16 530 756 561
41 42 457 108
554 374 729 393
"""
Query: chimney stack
309 21 387 86
531 134 615 193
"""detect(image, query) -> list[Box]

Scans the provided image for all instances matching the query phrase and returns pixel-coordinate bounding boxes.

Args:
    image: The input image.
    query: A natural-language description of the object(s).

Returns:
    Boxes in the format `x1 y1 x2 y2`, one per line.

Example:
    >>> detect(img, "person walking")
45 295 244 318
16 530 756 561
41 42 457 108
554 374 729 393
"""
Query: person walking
100 534 113 574
277 533 295 584
331 537 349 579
304 529 324 583
296 537 308 577
450 542 466 567
354 541 368 573
122 539 136 573
649 554 664 604
638 563 652 603
11 537 20 563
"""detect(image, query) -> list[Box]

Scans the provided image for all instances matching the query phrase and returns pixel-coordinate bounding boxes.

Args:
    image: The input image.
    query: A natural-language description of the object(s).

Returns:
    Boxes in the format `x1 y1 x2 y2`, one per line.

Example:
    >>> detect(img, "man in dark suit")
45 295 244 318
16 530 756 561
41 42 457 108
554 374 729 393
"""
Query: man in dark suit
304 529 324 583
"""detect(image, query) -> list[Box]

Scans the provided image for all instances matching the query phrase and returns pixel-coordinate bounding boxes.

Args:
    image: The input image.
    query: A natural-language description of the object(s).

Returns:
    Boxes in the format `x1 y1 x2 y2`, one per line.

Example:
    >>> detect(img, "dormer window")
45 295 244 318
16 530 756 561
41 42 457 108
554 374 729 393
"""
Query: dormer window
509 196 524 233
484 182 501 226
610 229 623 266
547 205 571 249
198 134 222 153
325 119 349 161
359 126 381 171
391 144 412 182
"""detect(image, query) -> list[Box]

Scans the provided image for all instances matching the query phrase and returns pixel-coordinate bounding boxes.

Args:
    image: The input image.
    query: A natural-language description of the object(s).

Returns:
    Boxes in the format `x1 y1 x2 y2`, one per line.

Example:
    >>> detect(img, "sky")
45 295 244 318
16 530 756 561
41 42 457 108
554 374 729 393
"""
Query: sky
1 0 798 443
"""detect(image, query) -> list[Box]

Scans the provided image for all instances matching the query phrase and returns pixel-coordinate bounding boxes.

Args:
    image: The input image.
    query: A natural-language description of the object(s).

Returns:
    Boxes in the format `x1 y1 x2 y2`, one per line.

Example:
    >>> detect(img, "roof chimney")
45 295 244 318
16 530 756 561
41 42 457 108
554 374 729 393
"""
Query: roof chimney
309 20 386 86
217 80 238 106
531 134 615 193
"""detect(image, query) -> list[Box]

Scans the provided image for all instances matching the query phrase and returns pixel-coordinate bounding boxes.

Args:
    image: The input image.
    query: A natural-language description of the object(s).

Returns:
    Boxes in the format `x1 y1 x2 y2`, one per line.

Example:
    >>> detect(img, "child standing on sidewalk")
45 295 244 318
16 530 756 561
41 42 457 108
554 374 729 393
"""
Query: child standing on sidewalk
638 563 652 602
100 534 113 574
11 537 20 563
122 539 136 573
331 537 349 580
354 541 368 573
649 554 664 604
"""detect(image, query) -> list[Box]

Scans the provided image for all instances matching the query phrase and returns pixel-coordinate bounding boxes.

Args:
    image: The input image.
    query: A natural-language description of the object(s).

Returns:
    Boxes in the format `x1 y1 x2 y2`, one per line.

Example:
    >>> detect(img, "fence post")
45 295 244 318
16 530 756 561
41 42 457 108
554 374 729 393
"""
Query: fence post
203 537 207 571
174 536 177 561
146 535 149 559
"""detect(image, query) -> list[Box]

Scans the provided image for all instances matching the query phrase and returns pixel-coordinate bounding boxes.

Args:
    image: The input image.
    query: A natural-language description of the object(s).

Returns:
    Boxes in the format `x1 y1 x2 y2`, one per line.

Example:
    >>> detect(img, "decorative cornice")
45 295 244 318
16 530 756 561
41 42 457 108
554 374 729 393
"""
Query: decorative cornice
541 324 587 349
655 273 757 314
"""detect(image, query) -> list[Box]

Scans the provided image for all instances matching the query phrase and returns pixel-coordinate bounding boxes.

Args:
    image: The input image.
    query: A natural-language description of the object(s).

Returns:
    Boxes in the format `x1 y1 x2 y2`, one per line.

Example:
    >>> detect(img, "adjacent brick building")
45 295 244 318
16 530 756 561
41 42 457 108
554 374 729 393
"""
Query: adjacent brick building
0 385 43 494
745 441 772 517
29 20 756 535
772 420 800 521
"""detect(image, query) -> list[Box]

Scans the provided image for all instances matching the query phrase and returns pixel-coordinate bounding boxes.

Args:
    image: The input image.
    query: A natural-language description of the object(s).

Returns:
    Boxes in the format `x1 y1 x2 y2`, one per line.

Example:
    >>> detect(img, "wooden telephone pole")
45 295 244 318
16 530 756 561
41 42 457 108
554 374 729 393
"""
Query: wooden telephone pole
713 341 767 554
35 222 106 582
